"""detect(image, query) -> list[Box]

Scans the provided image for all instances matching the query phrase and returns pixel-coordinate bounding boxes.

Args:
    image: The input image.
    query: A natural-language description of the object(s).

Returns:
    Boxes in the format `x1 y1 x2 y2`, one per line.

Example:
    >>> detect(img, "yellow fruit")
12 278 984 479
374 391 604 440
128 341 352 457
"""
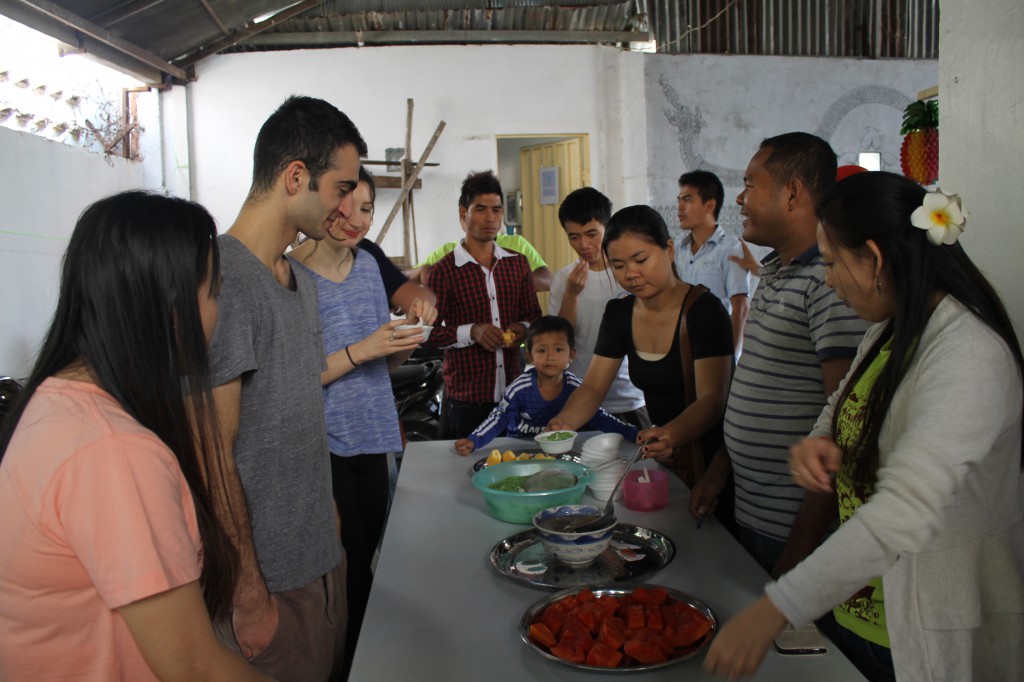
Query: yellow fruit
502 331 516 346
502 450 516 462
486 450 502 466
518 453 531 460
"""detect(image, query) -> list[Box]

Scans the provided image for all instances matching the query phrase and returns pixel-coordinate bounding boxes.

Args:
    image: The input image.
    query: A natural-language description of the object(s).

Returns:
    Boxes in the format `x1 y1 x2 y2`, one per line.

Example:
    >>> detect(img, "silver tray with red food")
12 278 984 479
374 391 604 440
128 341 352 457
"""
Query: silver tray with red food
519 584 717 672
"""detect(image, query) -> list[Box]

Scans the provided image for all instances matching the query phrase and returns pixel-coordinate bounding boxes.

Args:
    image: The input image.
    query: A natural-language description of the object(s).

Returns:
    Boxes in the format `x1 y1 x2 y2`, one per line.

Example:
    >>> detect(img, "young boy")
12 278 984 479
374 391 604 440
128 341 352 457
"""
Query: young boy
455 316 637 454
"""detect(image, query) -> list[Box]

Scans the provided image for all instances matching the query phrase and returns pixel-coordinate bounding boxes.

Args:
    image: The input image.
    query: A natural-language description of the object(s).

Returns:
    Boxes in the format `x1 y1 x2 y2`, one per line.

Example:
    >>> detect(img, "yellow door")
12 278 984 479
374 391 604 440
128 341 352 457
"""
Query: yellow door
519 135 590 313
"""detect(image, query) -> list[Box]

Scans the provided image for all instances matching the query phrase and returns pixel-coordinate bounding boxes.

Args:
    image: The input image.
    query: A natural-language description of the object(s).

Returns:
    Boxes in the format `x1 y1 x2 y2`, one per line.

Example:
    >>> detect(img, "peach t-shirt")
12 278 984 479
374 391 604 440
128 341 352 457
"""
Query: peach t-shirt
0 378 202 680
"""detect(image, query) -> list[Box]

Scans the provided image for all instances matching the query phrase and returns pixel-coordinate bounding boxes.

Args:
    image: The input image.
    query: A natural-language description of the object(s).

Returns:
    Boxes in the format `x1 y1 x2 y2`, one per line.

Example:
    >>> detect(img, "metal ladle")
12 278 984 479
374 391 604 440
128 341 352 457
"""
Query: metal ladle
558 441 648 533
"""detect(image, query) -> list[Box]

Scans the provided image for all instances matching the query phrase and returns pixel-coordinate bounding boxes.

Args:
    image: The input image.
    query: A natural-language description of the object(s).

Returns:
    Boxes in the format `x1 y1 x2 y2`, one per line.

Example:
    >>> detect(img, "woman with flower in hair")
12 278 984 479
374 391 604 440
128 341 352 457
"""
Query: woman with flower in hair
704 171 1024 682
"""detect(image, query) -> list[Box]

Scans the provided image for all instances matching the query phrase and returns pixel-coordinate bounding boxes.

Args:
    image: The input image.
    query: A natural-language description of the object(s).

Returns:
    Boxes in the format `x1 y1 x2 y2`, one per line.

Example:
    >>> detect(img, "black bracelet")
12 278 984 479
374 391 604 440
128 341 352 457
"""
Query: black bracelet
345 346 359 367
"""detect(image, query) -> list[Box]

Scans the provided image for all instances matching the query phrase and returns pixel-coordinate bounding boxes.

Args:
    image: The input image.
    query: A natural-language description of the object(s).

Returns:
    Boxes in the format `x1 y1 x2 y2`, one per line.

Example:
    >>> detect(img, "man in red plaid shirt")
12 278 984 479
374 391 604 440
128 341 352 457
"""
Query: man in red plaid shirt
425 171 543 438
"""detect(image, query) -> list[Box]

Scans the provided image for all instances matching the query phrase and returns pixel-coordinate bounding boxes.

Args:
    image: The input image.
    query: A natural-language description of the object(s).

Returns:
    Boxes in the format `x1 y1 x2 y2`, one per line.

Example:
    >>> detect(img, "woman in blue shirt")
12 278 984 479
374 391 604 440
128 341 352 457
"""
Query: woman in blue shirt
288 168 436 672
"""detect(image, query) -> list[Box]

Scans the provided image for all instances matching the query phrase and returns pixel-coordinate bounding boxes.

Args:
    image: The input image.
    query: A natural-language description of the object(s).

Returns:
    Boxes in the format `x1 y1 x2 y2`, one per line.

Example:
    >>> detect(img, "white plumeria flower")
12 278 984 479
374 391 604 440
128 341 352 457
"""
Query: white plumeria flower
910 190 967 245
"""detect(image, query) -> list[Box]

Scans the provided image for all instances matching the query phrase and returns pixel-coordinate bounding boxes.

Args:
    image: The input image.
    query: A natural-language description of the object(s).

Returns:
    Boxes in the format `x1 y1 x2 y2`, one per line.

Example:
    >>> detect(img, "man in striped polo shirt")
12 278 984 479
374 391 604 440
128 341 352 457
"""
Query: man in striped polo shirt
690 132 869 577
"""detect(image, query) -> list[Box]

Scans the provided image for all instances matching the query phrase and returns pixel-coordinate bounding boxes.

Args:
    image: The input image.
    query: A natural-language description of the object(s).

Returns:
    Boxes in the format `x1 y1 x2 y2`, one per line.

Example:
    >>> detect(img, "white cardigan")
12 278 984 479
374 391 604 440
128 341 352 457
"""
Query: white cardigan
765 296 1024 681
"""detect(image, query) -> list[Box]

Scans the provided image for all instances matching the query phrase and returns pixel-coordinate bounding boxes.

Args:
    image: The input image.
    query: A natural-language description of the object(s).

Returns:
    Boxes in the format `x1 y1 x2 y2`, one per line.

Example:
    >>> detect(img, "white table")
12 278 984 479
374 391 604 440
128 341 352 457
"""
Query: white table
350 436 865 680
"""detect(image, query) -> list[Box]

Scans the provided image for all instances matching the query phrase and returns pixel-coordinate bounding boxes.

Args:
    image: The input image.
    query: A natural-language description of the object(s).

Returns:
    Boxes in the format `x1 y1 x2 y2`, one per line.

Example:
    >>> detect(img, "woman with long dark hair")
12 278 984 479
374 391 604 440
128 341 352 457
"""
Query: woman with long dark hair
549 205 733 489
705 172 1024 681
0 192 269 681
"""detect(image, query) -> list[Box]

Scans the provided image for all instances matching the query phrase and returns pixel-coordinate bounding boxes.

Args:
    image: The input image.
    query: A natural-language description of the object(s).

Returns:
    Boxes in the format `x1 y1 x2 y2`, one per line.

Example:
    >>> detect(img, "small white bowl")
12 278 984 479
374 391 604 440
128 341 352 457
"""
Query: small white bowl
396 323 432 343
534 430 578 454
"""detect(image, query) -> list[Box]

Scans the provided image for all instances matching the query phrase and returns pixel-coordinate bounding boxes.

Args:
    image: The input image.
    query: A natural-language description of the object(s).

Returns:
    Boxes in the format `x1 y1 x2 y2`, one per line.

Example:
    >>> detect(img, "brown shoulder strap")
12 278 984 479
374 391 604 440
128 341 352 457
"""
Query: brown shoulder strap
677 284 709 407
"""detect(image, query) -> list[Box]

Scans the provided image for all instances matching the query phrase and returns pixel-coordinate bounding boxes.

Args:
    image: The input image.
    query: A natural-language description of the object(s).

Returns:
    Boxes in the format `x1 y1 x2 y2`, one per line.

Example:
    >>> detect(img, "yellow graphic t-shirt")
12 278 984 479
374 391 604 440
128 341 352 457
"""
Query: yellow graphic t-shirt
832 338 892 648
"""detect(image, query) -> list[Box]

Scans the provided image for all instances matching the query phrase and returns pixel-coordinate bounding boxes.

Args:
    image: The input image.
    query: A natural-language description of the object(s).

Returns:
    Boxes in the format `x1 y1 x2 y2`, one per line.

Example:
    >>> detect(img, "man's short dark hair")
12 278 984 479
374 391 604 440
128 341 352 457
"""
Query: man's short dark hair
759 132 837 210
558 187 612 228
250 96 368 197
459 171 504 209
677 170 725 220
526 315 575 351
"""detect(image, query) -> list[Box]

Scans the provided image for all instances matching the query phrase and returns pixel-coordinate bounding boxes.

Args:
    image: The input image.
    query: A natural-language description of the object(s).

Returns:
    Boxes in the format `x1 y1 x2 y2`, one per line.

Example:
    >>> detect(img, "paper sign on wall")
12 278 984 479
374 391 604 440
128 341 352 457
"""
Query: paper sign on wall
539 166 559 205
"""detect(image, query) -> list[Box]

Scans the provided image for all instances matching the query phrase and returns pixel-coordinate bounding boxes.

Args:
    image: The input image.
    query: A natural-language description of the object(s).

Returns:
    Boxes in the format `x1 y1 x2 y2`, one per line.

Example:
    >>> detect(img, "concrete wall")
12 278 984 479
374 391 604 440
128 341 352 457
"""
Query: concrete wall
0 126 149 376
645 54 937 235
939 0 1024 336
185 44 643 258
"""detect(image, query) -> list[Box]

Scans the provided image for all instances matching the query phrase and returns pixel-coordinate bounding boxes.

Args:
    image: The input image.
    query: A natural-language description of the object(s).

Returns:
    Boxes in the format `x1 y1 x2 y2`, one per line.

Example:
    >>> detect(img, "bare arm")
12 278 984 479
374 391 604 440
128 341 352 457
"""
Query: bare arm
554 261 589 327
531 266 553 293
548 355 622 430
641 355 732 460
119 582 272 682
390 280 436 312
729 294 749 355
771 356 854 577
208 379 277 659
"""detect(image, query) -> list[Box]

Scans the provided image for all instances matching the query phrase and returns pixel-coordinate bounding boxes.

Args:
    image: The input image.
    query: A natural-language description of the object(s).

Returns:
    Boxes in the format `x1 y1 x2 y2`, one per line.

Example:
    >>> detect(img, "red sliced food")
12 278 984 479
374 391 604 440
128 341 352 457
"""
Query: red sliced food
540 607 564 637
586 642 624 668
575 602 606 634
625 603 646 629
529 622 557 649
598 619 626 651
632 586 669 605
624 638 668 664
644 604 664 631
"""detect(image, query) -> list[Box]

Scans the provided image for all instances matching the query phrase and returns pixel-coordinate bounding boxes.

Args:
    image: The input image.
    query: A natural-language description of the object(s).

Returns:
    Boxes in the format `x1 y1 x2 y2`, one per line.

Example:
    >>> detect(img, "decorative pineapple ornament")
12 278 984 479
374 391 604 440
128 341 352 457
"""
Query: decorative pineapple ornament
900 100 939 185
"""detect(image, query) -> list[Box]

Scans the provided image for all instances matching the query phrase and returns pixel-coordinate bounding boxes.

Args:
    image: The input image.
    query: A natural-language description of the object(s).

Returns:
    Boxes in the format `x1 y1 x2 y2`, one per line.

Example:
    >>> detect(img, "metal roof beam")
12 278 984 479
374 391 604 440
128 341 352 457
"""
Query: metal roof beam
174 0 327 68
244 29 652 47
0 0 186 80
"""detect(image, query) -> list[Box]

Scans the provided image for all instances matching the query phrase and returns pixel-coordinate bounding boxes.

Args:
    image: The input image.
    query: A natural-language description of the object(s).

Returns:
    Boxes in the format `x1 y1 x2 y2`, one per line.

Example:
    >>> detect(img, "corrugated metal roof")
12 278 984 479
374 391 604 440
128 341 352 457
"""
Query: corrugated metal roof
0 1 937 85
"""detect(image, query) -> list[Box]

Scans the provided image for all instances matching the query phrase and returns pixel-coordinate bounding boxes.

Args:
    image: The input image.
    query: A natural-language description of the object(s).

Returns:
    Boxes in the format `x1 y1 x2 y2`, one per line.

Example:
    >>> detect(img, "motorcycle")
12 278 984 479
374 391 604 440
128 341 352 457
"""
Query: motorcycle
390 348 444 447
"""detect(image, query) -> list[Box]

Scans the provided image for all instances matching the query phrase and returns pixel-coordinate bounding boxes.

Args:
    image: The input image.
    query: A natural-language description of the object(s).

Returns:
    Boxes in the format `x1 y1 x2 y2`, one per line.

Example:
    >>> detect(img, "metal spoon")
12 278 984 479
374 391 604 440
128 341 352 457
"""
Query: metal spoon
559 441 647 533
520 458 624 493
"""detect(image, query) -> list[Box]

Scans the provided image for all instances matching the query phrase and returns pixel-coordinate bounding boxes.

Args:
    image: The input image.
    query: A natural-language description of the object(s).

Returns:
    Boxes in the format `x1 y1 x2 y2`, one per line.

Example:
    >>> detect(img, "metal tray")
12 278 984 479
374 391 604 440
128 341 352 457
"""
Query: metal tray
490 524 674 590
471 449 581 474
519 584 717 673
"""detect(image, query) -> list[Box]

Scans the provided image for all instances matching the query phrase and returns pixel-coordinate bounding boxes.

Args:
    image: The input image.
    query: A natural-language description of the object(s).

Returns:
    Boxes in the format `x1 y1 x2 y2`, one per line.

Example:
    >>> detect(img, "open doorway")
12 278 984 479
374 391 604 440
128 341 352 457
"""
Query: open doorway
496 134 590 312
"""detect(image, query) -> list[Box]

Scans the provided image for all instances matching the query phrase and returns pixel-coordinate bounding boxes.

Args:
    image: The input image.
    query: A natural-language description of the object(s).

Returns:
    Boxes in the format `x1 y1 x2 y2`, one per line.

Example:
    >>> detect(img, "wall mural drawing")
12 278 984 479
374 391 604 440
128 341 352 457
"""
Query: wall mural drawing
657 75 915 234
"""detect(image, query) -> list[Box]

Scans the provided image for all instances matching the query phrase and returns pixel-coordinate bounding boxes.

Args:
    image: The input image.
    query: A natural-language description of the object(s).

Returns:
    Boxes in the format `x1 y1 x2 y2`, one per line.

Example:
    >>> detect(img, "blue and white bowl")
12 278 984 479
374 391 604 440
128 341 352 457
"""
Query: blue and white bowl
532 504 616 567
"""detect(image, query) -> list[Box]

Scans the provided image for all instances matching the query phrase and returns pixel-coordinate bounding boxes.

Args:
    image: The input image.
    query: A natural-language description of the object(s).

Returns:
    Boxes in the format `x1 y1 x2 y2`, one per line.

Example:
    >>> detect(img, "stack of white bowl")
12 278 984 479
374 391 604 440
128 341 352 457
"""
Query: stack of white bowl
579 433 627 502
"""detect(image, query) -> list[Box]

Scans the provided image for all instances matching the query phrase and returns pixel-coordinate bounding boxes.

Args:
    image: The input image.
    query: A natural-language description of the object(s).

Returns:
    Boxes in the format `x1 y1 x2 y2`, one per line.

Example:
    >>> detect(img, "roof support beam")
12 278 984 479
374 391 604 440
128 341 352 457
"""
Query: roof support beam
0 0 186 81
244 29 653 48
174 0 327 68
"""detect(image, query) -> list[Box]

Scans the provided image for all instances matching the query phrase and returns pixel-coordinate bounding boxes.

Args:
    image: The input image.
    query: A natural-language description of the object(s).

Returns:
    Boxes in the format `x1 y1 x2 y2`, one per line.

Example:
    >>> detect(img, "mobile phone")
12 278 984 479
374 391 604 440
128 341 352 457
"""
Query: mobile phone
773 623 828 656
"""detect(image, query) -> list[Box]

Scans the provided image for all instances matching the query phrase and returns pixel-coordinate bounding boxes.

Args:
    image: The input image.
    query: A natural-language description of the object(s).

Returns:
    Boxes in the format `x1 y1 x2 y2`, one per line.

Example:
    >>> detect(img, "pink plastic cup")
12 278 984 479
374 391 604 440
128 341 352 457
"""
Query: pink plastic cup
623 469 669 512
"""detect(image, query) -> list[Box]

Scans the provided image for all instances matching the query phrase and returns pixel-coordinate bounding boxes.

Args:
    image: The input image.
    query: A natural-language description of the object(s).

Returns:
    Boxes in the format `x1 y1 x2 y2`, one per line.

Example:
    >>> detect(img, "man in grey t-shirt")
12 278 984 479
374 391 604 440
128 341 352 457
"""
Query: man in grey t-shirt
206 96 366 682
689 133 869 579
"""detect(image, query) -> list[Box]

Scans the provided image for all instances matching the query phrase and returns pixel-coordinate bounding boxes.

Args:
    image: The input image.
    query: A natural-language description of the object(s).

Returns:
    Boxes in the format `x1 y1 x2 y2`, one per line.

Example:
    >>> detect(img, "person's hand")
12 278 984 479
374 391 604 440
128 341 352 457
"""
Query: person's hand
704 596 789 679
454 438 476 456
637 426 675 463
471 323 505 351
504 322 527 347
565 260 589 297
546 417 576 432
355 319 424 362
728 239 761 277
406 298 438 327
689 467 727 521
232 593 279 660
788 436 842 493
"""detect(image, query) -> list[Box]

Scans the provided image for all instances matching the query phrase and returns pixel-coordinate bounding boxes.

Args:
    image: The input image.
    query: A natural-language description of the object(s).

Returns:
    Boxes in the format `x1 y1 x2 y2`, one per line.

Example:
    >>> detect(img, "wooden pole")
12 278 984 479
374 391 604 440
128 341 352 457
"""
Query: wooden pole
375 120 446 244
402 98 413 265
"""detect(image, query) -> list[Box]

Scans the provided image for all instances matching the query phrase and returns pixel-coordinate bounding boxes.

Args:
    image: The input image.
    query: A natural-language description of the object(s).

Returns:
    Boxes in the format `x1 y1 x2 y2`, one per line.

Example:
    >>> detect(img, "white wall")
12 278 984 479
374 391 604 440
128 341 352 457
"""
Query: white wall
940 0 1024 336
645 54 937 234
185 44 641 256
0 126 149 376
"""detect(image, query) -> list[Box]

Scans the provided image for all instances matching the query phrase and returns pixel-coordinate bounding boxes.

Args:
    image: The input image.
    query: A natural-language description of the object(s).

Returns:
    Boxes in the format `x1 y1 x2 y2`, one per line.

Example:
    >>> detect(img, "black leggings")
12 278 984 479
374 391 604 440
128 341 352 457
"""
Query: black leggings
330 453 390 677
